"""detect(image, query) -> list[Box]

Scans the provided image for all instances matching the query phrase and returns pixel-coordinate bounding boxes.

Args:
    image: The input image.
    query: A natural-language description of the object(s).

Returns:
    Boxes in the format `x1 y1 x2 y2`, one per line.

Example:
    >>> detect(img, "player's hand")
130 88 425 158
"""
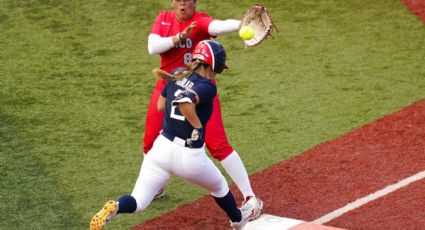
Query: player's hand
186 127 204 148
180 21 196 40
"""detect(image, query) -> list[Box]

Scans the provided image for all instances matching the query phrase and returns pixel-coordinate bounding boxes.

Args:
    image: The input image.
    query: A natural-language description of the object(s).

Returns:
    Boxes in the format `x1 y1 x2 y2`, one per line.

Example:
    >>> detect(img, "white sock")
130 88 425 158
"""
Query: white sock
220 151 255 199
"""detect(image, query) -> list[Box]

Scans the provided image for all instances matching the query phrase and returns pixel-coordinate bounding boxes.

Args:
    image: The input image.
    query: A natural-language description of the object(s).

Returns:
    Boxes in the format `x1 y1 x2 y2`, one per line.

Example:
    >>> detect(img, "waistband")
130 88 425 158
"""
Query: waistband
161 130 192 148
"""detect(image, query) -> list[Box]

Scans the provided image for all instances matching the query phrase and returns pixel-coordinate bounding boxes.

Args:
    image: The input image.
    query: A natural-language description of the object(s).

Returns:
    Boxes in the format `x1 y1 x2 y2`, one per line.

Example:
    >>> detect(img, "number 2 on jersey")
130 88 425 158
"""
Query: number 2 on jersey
170 89 185 121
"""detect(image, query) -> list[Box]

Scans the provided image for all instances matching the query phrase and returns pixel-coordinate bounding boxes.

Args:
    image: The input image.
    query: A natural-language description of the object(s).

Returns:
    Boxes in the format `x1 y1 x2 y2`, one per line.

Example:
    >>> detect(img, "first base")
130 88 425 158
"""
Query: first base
243 214 345 230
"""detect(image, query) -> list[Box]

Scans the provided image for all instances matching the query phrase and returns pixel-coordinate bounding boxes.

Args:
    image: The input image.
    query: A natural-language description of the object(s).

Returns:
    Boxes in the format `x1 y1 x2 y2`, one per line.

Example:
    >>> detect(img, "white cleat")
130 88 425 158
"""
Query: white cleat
231 197 264 230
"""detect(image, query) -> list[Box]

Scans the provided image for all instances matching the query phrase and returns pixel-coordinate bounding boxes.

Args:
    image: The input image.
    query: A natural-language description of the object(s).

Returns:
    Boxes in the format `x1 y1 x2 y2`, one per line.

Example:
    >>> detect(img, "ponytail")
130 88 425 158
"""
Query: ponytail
152 60 211 81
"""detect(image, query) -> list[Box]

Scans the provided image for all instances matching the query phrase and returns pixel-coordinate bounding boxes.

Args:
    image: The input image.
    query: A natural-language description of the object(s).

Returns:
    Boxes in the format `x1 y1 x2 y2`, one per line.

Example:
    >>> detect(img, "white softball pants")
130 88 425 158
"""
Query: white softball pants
131 134 229 213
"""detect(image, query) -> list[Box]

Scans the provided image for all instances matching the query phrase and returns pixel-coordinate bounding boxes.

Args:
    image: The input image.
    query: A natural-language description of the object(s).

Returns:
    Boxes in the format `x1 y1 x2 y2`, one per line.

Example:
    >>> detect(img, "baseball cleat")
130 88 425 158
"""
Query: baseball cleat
90 200 118 230
153 187 166 200
230 196 263 230
243 196 263 219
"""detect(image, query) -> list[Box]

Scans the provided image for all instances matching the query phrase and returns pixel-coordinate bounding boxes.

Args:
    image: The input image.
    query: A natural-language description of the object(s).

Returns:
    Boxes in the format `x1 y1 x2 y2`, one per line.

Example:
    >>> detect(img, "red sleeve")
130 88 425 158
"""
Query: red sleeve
150 12 165 36
196 13 215 34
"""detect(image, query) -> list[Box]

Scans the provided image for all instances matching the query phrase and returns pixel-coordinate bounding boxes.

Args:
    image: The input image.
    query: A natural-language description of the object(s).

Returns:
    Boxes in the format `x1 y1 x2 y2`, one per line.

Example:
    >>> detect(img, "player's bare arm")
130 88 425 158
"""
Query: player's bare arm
172 21 197 45
178 103 202 129
157 95 166 112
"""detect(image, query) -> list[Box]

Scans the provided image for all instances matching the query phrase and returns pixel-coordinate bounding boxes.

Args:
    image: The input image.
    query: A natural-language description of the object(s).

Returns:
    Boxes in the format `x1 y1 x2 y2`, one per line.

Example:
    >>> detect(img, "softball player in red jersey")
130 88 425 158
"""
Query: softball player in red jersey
144 0 257 201
90 40 262 230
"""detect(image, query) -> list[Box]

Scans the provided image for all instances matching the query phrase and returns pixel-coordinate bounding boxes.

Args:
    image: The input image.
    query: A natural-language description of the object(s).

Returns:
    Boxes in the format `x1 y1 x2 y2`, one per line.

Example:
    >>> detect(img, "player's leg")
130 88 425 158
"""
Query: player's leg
174 147 241 223
175 147 262 229
131 135 173 211
205 94 256 200
142 81 167 199
90 136 171 230
142 81 166 154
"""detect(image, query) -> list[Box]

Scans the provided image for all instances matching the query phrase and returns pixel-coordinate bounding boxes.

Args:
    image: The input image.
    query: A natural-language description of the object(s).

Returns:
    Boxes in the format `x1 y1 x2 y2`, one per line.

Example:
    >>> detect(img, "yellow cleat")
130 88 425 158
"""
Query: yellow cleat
90 200 118 230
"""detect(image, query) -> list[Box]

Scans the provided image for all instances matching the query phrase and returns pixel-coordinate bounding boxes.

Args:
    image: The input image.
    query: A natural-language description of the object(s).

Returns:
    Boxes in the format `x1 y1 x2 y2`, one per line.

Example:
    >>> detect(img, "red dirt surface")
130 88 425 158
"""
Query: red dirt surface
133 99 425 230
401 0 425 22
329 179 425 229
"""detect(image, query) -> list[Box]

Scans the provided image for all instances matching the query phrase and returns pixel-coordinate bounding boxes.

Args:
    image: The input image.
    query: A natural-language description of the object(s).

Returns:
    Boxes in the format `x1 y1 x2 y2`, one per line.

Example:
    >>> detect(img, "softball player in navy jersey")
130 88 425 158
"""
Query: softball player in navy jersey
90 40 262 230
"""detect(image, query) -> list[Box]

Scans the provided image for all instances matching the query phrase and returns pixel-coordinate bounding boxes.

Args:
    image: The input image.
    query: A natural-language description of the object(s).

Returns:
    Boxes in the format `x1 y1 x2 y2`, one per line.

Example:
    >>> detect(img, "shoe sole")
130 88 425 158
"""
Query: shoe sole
90 200 118 230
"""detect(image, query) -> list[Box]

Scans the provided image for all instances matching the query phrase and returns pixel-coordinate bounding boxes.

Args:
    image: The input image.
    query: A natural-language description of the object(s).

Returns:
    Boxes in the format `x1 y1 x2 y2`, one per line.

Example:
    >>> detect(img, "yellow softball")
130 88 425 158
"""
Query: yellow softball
239 26 254 40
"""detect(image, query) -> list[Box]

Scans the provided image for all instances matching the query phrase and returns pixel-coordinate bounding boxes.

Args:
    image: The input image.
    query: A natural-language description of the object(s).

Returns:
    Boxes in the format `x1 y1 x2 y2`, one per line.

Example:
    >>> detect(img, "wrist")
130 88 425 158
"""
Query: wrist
187 126 204 148
178 32 186 40
173 33 181 45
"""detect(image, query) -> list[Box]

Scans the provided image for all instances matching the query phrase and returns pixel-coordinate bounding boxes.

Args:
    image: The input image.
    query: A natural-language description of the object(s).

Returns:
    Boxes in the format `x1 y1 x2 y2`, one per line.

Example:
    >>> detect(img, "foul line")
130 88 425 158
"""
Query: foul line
312 170 425 224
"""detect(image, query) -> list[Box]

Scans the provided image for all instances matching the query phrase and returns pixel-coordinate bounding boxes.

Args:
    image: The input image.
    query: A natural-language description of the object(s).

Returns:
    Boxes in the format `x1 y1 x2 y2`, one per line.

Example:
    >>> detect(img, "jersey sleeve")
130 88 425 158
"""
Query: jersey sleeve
150 12 165 36
192 81 216 104
196 14 215 34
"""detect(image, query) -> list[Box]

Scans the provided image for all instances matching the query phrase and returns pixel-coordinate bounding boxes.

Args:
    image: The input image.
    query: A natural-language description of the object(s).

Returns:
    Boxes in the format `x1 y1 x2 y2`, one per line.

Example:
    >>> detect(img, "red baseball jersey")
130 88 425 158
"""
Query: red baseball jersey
150 11 215 73
145 11 234 159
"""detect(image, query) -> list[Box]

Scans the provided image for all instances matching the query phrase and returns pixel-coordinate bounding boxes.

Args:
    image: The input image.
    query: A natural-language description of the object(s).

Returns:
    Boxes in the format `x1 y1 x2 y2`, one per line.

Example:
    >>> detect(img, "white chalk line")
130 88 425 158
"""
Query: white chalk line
312 170 425 224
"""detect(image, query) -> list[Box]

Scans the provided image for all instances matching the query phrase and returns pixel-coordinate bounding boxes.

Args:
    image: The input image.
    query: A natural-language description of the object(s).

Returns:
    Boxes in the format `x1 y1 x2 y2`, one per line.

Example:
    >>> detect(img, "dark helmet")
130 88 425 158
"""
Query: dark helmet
192 40 228 74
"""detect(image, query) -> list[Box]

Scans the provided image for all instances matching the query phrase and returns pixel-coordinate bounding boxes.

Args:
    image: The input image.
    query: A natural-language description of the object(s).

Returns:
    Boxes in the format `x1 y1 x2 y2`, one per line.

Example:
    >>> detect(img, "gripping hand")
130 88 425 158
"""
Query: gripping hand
186 127 204 148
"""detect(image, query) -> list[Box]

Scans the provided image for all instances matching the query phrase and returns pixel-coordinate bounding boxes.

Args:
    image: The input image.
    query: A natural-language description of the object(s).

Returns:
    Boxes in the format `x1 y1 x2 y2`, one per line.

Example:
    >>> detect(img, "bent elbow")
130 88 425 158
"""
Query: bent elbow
157 104 164 112
148 44 157 55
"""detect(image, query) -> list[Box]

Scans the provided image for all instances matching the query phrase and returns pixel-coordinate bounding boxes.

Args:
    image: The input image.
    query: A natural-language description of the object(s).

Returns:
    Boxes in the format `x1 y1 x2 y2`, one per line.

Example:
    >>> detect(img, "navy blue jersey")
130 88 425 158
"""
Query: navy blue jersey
161 73 217 141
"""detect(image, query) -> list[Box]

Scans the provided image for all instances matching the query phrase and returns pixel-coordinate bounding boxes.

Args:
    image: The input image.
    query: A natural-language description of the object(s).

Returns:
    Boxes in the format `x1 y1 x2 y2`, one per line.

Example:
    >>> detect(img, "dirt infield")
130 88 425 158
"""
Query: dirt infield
132 2 425 229
133 100 425 229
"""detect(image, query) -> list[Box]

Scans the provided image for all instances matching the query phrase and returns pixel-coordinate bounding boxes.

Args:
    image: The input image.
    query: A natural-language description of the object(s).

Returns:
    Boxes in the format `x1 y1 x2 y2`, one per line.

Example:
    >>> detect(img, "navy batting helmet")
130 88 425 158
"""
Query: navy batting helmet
192 40 228 74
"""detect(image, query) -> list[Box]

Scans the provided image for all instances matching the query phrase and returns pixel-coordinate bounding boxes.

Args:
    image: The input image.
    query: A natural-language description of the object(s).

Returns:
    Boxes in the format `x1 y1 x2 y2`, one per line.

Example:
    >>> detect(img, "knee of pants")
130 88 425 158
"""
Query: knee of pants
131 151 171 213
210 176 230 198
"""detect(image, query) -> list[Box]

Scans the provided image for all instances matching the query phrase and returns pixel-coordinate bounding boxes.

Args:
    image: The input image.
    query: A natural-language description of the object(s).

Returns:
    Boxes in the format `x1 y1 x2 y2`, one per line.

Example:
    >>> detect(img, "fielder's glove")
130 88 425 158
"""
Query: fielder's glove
241 4 278 47
186 127 204 148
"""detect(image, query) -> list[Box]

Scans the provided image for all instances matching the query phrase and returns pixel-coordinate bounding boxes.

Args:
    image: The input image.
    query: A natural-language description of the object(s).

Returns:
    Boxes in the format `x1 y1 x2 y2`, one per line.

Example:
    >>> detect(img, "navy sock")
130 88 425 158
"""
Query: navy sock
117 195 137 214
213 191 242 223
